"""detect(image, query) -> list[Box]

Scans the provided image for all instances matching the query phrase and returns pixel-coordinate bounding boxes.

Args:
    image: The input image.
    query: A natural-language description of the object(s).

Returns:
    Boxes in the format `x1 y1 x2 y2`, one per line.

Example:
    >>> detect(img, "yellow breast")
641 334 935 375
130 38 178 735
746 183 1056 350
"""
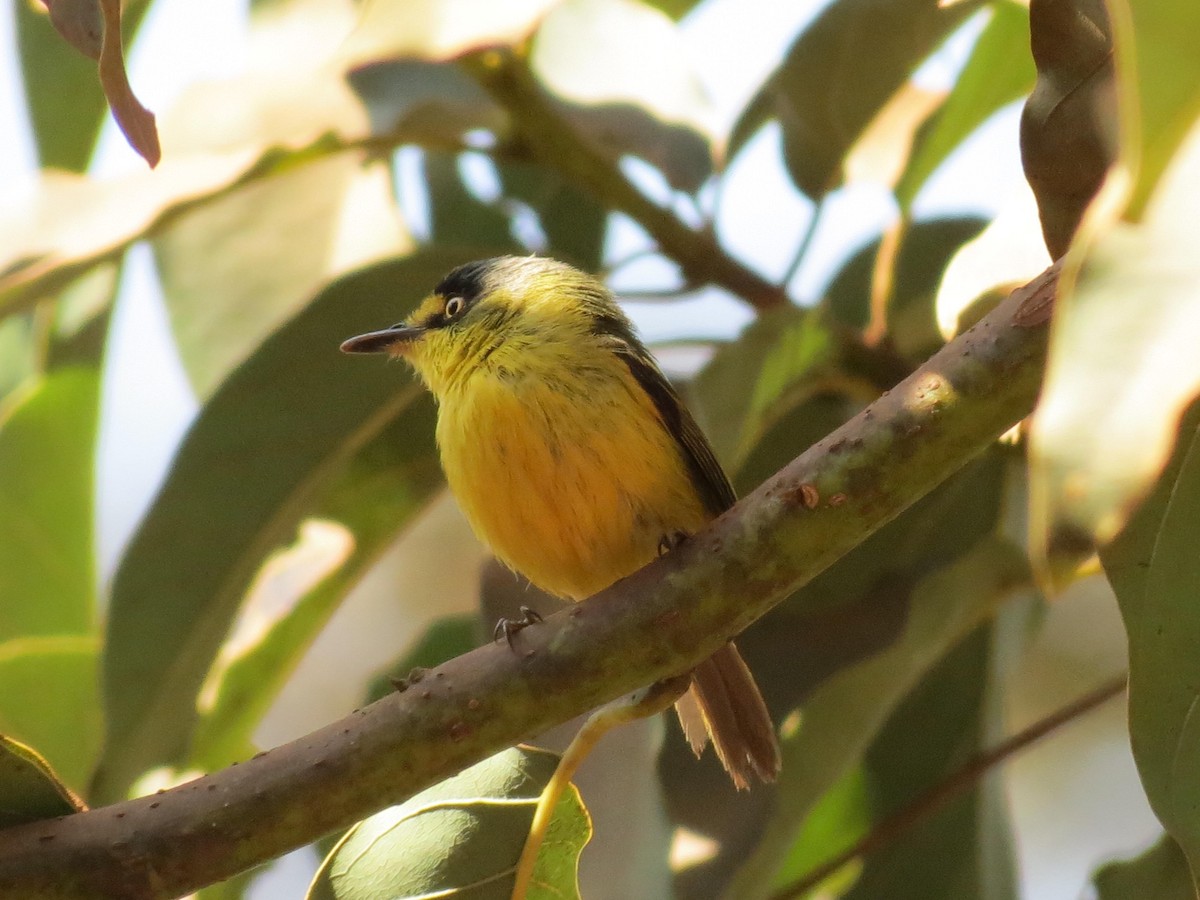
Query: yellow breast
435 361 708 600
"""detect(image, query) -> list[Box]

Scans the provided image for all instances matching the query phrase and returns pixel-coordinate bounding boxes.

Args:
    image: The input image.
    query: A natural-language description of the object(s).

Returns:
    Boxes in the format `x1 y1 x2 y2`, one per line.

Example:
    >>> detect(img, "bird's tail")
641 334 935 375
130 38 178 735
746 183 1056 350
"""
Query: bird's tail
674 642 781 789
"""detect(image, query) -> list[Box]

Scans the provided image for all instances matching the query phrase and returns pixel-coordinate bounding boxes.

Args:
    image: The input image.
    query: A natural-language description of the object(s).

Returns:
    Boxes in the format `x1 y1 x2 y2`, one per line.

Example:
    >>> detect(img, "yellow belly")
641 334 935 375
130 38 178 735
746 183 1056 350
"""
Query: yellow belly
435 366 708 600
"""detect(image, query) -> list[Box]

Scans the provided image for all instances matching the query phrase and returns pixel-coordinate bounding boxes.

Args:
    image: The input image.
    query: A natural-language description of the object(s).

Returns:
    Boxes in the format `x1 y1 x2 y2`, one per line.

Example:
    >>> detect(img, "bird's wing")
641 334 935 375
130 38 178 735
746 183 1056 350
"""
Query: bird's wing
613 342 738 517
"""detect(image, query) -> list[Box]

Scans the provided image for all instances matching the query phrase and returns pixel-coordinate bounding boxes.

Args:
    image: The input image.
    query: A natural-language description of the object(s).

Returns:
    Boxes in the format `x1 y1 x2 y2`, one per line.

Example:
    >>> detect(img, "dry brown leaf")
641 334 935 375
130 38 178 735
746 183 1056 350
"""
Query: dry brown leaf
97 0 160 167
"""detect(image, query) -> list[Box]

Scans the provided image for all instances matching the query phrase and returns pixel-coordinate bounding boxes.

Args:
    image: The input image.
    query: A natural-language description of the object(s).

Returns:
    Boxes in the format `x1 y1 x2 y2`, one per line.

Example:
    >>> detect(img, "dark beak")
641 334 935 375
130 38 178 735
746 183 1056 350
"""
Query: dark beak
339 325 423 354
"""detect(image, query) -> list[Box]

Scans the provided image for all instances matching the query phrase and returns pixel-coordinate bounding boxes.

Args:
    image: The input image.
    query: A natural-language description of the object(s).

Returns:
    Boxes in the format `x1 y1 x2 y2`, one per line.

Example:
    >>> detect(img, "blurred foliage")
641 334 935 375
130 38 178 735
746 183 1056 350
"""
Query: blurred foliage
1 0 1198 896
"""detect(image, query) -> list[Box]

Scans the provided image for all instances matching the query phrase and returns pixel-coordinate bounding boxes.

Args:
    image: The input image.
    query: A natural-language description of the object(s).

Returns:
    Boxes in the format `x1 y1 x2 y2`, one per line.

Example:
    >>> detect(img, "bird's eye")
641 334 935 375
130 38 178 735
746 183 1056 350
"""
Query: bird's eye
445 296 465 318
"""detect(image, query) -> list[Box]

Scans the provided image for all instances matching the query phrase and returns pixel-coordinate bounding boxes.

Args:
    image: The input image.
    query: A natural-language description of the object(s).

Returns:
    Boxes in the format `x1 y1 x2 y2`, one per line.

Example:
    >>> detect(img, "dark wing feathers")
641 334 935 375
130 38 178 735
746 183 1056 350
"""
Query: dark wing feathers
613 342 737 517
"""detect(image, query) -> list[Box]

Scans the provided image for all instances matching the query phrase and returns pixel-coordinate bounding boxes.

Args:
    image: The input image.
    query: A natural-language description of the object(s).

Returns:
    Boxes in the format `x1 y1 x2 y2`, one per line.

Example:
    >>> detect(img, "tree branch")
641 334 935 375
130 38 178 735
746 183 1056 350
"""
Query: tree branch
0 264 1059 898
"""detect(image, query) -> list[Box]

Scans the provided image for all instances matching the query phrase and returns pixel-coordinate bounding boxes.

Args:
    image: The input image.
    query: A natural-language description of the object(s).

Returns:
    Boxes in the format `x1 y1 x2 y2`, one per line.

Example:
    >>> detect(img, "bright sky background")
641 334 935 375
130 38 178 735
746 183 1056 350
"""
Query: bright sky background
0 1 1155 897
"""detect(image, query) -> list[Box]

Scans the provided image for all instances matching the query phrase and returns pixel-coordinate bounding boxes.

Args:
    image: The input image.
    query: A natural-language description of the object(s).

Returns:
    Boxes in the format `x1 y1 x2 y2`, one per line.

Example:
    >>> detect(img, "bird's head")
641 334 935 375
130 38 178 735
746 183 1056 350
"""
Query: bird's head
340 256 630 397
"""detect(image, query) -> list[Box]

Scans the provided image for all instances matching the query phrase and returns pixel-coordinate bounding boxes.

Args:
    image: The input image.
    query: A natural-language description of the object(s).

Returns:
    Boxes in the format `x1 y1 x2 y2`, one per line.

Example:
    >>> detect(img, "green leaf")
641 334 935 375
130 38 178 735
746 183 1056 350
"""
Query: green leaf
1093 834 1195 900
0 636 102 795
307 746 591 900
1019 0 1116 257
0 318 35 403
0 734 83 829
45 260 120 370
839 608 1031 900
190 404 444 771
1114 0 1200 218
14 0 152 171
1030 118 1200 560
1101 405 1200 888
690 306 832 471
896 1 1035 209
824 216 988 358
769 766 871 895
497 161 608 272
531 0 714 193
424 152 518 250
664 452 1011 893
93 248 491 803
724 536 1029 899
364 613 480 705
155 153 409 399
933 188 1051 342
0 367 99 639
732 0 984 198
346 60 506 148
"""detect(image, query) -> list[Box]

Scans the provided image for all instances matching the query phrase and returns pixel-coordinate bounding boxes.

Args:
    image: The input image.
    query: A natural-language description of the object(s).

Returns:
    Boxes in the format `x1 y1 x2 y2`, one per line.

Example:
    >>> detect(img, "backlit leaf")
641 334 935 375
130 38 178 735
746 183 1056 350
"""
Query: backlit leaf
1030 118 1200 556
0 636 101 794
0 734 83 829
308 746 590 900
732 0 984 198
1101 405 1200 886
0 368 99 640
154 154 409 398
897 0 1035 209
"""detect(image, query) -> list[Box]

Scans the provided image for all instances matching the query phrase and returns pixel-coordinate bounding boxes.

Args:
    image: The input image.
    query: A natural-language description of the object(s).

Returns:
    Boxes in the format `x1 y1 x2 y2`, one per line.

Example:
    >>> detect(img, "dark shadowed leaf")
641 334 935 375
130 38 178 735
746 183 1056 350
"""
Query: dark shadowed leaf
425 152 519 250
0 636 101 794
667 449 1012 896
723 536 1028 898
839 606 1032 900
731 0 984 198
346 59 506 147
897 0 1035 209
188 412 446 772
1019 0 1116 257
0 368 99 640
1092 834 1194 900
824 216 988 360
690 305 833 471
0 734 84 828
42 0 103 59
93 249 493 803
307 746 590 900
498 161 608 272
1101 405 1200 884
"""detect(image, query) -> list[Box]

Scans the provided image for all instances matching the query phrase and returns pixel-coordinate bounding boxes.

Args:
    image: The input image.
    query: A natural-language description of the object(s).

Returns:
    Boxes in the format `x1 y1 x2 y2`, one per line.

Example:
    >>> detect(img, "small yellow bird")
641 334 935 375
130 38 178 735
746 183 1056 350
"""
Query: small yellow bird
341 256 780 788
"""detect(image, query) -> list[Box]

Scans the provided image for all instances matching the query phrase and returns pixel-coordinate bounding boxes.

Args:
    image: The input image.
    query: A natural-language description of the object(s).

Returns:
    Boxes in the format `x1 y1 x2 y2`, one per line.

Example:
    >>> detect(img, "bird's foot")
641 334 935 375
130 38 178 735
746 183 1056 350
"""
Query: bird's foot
493 605 543 650
657 530 690 557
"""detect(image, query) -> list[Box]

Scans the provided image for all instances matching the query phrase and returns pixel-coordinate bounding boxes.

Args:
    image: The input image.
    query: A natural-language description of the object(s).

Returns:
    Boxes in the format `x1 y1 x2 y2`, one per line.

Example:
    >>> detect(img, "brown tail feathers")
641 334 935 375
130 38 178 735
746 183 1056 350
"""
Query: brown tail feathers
674 642 781 789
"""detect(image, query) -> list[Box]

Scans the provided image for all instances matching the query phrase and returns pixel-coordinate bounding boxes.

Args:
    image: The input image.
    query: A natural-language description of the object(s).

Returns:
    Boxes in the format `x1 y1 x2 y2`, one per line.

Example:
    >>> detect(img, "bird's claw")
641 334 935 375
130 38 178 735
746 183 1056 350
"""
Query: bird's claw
657 530 690 557
493 605 543 650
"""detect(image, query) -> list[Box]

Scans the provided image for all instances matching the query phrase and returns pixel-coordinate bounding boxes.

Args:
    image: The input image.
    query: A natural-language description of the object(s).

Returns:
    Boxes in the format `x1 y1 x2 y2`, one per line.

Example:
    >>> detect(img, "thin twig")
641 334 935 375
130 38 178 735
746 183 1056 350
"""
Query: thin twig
779 198 826 290
769 672 1129 900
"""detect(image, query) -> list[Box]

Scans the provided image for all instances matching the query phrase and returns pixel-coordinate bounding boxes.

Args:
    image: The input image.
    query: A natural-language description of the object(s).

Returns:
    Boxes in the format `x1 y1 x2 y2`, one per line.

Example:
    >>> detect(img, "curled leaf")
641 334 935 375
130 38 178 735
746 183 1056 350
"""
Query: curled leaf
97 0 160 167
41 0 102 59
